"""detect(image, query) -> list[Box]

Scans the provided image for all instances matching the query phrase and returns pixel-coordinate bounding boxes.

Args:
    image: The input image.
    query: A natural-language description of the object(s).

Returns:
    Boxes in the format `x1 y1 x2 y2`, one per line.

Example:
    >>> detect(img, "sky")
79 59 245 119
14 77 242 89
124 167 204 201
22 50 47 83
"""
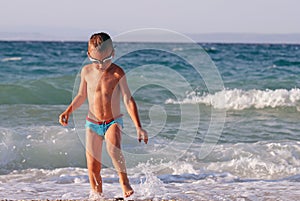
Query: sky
0 0 299 42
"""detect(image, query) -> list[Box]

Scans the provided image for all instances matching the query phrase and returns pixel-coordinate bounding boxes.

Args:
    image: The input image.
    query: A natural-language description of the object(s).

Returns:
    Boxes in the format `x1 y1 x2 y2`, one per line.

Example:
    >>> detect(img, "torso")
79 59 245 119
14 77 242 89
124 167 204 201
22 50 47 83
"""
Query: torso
84 63 123 121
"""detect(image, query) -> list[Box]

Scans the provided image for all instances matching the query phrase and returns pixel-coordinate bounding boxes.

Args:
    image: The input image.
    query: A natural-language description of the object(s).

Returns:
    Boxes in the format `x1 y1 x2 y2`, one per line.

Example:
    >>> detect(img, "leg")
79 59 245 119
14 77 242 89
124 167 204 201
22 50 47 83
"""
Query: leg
86 128 104 193
105 123 134 198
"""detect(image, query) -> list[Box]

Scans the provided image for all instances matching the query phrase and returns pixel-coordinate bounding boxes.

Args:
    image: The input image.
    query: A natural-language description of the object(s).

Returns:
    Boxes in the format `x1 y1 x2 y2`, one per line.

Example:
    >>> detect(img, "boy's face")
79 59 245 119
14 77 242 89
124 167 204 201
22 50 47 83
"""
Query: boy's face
88 47 114 70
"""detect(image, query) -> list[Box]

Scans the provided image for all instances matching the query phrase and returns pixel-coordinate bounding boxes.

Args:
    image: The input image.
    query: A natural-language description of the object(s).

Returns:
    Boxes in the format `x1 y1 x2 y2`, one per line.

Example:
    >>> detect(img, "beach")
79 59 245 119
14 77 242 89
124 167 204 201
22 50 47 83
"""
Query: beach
0 41 300 200
1 199 181 201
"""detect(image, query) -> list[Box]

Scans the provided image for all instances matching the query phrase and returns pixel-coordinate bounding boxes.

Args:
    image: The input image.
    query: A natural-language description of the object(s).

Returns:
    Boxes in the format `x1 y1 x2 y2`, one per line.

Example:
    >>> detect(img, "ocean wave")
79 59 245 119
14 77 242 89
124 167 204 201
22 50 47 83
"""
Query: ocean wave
1 122 299 181
1 57 22 62
0 75 74 105
1 165 300 200
0 125 86 173
202 141 300 180
165 88 300 110
1 123 299 200
274 59 300 67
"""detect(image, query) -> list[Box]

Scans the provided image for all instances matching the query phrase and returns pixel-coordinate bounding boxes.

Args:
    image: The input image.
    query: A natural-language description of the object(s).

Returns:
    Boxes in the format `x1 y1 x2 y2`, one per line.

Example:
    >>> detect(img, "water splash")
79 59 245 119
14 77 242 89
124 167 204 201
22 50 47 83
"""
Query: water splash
133 161 169 200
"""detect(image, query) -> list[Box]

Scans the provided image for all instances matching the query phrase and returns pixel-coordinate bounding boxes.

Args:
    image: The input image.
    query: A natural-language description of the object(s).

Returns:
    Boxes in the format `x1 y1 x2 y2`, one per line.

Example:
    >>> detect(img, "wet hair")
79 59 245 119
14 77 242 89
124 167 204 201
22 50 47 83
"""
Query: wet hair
88 32 113 52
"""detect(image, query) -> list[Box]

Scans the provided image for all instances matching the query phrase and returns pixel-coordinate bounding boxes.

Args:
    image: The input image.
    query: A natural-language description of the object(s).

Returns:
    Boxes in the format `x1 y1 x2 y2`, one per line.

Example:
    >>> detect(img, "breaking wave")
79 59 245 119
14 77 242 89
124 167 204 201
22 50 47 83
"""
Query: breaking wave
165 88 300 110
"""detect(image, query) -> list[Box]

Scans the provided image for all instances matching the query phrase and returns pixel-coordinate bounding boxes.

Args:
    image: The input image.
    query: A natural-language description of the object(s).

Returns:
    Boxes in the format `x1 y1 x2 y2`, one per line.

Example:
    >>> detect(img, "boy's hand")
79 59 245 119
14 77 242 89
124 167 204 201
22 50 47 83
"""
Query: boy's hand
137 128 148 144
59 111 69 126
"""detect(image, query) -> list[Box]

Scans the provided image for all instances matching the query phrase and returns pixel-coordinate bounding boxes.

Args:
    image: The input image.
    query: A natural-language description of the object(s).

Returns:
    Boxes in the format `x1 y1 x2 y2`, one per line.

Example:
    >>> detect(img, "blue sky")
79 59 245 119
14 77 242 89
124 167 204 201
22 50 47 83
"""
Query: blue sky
0 0 299 41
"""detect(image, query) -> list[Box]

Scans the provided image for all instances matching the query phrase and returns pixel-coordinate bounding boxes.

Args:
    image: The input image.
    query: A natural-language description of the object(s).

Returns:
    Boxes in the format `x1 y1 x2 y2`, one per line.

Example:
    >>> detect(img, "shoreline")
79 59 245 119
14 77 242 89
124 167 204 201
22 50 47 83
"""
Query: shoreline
0 200 179 201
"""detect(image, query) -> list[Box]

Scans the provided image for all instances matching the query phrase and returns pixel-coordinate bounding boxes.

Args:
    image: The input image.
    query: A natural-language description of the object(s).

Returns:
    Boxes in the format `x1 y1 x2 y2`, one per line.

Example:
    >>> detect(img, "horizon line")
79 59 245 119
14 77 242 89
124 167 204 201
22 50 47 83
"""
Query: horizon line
0 32 300 44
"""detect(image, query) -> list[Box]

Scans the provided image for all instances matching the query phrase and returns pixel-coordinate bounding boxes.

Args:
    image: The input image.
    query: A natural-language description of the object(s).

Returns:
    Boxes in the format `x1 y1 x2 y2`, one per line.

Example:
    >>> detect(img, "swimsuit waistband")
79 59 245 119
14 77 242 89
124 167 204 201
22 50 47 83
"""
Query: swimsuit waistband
86 114 123 125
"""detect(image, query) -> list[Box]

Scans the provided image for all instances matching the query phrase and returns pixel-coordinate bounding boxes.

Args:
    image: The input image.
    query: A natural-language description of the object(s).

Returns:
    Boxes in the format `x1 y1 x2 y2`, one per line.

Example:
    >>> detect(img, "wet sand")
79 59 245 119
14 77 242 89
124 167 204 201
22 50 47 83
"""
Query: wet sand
0 199 179 201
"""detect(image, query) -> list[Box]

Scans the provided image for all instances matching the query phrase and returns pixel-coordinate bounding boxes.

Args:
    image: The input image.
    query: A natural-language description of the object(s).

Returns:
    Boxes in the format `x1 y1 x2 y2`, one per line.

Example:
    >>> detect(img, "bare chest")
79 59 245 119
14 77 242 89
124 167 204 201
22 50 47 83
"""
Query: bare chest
86 72 120 95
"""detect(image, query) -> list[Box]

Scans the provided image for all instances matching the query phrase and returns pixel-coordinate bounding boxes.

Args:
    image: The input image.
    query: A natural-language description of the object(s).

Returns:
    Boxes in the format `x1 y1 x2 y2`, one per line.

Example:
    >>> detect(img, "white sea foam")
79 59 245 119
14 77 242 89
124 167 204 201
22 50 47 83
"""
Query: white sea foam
165 88 300 110
0 139 300 200
1 57 22 62
1 124 299 179
202 141 300 180
0 155 299 200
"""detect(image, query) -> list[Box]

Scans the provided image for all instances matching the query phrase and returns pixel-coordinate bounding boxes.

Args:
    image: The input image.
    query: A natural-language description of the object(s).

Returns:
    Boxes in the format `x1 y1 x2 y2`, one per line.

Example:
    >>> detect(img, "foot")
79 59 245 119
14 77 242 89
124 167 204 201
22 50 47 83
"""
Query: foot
89 190 104 201
121 183 134 198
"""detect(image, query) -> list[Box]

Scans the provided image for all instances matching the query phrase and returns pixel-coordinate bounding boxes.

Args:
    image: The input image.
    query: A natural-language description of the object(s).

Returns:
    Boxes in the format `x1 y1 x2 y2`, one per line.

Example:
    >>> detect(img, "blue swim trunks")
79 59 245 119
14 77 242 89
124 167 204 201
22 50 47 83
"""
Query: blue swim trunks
85 115 124 138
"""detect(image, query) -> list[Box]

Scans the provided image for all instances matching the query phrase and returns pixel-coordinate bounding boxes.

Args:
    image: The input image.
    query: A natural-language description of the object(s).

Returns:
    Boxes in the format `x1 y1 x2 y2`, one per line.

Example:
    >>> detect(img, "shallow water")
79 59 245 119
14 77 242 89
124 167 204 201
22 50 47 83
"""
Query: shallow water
0 41 299 200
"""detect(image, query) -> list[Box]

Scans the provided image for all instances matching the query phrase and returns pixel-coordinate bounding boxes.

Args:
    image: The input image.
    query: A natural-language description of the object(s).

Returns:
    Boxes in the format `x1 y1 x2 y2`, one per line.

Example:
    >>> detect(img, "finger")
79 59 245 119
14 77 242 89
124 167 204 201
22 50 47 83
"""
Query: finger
59 119 66 126
64 117 68 124
143 132 148 144
144 133 148 144
137 133 142 143
59 116 63 125
59 115 68 126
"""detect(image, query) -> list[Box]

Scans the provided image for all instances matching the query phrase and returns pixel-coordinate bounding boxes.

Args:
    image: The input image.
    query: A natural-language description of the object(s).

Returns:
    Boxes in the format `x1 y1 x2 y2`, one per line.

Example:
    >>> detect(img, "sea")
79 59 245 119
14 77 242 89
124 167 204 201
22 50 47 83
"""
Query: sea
0 40 300 201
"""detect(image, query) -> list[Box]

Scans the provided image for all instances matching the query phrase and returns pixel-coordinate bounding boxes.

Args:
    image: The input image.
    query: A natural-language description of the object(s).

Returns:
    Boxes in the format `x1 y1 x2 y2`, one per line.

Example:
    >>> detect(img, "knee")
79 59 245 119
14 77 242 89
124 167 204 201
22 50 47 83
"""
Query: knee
106 145 121 158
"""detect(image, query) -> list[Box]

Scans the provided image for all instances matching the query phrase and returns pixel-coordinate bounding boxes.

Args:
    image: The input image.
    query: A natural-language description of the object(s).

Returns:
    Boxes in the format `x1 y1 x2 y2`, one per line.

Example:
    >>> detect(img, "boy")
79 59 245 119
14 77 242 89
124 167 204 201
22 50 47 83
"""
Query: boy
59 32 148 198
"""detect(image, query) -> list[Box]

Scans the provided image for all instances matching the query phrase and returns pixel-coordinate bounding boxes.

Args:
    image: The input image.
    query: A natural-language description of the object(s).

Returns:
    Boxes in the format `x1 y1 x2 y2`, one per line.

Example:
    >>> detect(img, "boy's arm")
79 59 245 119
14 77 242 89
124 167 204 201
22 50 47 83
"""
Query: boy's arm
119 71 148 144
59 68 87 126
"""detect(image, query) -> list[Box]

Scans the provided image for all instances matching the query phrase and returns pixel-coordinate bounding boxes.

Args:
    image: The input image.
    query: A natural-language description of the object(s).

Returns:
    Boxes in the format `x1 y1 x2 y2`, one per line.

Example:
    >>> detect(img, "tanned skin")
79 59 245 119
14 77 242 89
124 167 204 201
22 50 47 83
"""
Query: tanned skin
59 46 148 198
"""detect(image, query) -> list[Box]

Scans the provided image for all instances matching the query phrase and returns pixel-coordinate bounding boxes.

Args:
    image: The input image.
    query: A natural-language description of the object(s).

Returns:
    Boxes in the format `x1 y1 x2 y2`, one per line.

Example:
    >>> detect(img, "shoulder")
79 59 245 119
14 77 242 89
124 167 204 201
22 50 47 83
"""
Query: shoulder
81 64 93 76
80 64 93 81
111 63 125 79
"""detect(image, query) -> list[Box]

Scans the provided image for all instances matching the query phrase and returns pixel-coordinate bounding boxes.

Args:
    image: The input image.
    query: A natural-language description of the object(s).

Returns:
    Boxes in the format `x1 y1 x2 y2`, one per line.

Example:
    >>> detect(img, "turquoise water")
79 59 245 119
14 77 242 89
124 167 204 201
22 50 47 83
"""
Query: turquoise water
0 41 300 200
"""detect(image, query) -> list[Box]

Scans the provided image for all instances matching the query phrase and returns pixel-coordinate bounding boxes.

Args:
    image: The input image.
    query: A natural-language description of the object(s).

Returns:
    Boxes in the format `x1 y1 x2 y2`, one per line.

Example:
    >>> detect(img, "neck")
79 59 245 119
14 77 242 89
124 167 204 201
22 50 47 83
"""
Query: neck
97 63 113 71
